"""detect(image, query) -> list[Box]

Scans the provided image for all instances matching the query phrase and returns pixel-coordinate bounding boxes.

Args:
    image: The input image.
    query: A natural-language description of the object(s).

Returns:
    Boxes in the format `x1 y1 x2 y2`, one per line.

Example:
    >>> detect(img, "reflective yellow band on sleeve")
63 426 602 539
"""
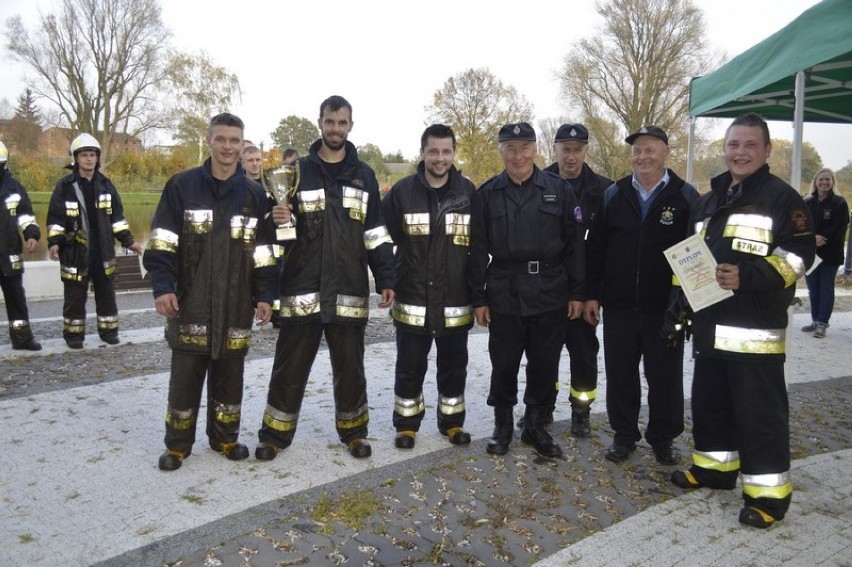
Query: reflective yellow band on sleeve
770 246 806 283
364 225 393 250
253 245 277 268
146 228 179 253
392 300 426 327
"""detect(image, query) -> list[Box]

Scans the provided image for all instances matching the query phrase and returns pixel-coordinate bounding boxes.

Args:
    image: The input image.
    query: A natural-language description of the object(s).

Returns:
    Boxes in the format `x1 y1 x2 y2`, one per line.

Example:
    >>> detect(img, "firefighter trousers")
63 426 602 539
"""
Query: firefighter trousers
163 352 246 454
62 261 118 343
565 315 600 407
1 273 36 346
392 327 469 434
690 356 792 519
259 321 369 447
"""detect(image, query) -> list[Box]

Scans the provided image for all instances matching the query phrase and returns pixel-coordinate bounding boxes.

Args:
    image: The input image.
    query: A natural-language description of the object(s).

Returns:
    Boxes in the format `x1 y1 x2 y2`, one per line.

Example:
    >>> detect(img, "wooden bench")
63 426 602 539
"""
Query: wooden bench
114 253 150 290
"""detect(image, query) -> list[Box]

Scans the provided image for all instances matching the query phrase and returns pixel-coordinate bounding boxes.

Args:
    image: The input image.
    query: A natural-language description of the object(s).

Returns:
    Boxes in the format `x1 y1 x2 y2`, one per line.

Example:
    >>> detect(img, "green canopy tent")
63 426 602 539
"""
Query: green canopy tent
686 0 852 188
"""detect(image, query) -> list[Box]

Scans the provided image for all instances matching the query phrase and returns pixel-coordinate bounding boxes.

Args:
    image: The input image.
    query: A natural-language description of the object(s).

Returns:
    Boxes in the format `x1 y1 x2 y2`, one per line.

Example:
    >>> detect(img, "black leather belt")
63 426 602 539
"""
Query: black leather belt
490 258 560 275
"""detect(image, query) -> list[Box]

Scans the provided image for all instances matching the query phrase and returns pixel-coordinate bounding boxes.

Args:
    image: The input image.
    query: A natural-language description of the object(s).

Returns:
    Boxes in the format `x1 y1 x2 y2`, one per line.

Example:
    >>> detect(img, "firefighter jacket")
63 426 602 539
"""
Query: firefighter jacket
381 162 475 336
585 169 699 312
543 161 613 239
278 139 394 325
46 169 135 283
143 159 277 359
0 170 40 277
804 189 849 266
469 166 585 316
692 164 815 362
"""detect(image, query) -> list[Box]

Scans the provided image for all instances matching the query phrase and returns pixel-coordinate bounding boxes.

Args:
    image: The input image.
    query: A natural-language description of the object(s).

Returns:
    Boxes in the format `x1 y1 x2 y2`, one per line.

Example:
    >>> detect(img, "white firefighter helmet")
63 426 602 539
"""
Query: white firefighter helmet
69 133 101 163
0 141 8 163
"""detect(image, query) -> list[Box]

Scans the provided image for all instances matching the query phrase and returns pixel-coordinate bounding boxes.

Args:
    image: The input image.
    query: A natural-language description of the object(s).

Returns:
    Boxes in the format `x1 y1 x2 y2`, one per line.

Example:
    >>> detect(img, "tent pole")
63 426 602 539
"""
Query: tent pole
790 70 805 192
686 116 696 185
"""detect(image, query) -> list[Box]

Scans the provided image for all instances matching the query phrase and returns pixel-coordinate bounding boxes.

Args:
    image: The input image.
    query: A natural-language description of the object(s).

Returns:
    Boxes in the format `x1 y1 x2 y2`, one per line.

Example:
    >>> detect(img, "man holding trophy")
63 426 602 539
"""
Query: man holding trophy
256 95 395 460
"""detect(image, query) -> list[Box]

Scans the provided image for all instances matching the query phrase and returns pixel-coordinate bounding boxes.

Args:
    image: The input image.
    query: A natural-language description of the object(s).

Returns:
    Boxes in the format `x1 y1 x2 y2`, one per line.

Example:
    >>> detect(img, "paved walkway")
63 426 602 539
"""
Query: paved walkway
1 294 850 566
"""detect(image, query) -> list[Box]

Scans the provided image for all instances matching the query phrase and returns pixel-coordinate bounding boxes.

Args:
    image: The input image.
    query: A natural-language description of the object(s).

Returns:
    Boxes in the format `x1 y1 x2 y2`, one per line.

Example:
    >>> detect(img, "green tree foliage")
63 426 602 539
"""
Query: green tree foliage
357 143 390 180
6 0 170 166
7 88 43 155
767 139 823 192
163 51 241 164
427 68 533 185
835 161 852 199
5 154 64 194
270 115 318 156
558 0 718 178
690 138 824 195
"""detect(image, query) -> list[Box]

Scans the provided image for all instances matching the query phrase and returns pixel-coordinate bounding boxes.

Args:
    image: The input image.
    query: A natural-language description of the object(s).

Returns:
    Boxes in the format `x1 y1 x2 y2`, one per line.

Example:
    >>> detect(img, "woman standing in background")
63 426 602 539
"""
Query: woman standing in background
802 168 849 338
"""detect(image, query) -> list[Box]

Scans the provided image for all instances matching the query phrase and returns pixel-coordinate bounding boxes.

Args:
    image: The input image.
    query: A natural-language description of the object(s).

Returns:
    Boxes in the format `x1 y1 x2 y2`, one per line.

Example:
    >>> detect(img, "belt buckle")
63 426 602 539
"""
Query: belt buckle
527 260 539 274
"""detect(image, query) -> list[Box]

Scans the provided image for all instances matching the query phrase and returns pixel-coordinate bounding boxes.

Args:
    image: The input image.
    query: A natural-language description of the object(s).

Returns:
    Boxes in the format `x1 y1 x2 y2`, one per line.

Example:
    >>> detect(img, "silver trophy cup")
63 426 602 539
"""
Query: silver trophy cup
269 163 300 241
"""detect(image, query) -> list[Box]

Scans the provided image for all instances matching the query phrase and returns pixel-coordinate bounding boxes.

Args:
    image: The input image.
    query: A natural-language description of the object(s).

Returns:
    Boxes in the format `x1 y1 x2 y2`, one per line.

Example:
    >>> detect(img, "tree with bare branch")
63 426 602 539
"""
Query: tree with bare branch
5 0 170 166
428 68 533 185
558 0 718 179
162 51 242 164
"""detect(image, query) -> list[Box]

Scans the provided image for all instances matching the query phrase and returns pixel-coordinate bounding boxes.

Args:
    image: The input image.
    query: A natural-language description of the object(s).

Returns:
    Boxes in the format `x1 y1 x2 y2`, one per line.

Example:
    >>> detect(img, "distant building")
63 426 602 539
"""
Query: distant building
0 121 142 165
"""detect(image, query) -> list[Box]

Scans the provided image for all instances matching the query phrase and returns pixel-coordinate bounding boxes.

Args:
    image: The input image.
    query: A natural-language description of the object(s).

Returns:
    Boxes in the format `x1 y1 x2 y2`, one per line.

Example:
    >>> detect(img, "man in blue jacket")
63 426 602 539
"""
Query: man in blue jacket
584 126 699 466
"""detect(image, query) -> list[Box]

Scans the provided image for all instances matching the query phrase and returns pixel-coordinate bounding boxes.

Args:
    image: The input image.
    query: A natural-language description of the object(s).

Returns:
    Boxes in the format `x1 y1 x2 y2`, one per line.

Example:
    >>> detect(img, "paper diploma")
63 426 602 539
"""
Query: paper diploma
664 234 733 312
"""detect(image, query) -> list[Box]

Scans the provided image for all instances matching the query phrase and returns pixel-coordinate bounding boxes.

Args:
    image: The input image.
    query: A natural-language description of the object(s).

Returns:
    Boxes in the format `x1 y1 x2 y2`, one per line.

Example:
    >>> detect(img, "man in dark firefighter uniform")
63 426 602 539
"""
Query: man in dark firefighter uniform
241 144 285 327
584 126 699 466
144 113 276 471
542 123 612 437
672 113 815 529
381 124 476 449
469 122 585 458
0 141 42 351
255 95 394 461
47 133 142 349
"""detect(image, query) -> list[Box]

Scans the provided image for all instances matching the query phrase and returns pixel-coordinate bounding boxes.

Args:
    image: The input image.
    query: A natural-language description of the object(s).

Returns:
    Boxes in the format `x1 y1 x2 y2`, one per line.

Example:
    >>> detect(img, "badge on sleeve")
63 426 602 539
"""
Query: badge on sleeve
791 208 810 233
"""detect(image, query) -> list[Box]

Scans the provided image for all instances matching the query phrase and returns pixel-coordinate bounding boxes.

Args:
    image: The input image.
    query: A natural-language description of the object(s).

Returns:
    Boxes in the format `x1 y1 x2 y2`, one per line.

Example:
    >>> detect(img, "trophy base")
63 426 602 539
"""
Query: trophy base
276 225 297 241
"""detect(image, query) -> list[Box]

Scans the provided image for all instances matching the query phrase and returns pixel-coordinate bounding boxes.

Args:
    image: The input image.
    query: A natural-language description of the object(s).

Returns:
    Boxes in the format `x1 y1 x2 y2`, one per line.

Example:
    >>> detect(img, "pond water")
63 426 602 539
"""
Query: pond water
23 202 158 261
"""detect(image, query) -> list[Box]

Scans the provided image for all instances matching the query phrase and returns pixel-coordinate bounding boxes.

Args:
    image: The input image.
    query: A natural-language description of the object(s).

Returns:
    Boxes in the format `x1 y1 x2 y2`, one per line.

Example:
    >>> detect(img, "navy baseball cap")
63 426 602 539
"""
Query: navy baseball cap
625 125 669 145
554 123 589 143
498 122 536 142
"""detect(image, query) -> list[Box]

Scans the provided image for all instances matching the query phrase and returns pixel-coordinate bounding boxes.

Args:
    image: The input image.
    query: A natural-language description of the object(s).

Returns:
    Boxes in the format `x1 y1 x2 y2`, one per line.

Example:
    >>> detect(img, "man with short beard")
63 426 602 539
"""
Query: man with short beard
381 124 476 450
256 95 395 461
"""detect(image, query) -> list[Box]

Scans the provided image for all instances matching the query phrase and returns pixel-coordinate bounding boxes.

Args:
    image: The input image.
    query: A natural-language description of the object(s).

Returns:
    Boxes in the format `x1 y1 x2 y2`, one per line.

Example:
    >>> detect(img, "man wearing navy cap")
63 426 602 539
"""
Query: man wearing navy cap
583 125 699 465
538 123 613 437
469 122 585 458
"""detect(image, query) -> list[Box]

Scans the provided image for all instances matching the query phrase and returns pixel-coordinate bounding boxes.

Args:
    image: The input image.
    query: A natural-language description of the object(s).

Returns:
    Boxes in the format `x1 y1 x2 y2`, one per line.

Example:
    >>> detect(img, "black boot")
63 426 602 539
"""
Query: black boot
487 407 514 455
521 407 563 458
570 405 591 437
516 406 553 430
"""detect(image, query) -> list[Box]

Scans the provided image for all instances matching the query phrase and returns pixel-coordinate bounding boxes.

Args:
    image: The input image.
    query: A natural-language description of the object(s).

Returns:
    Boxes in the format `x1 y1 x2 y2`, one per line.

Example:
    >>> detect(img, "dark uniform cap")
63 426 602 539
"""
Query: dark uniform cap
554 123 589 143
498 122 536 142
625 125 668 145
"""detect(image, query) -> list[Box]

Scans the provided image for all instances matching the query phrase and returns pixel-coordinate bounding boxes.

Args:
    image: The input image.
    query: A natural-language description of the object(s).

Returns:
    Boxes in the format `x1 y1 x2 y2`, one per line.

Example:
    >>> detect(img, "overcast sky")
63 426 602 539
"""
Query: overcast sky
1 0 848 169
